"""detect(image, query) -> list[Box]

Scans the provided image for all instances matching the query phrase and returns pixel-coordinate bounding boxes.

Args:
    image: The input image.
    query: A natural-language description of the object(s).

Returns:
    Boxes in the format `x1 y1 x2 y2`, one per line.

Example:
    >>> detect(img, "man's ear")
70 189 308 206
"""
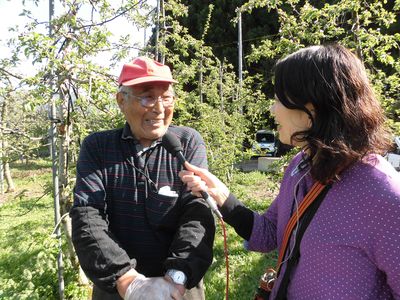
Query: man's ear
116 92 124 110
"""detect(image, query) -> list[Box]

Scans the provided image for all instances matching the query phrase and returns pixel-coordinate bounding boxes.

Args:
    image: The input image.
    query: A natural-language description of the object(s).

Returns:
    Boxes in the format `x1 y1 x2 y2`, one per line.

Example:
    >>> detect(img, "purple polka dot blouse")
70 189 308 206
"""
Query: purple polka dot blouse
247 152 400 299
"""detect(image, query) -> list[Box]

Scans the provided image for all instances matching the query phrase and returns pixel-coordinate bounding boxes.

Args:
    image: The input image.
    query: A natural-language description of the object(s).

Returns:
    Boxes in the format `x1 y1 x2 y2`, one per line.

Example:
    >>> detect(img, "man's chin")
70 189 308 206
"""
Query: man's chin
146 128 168 140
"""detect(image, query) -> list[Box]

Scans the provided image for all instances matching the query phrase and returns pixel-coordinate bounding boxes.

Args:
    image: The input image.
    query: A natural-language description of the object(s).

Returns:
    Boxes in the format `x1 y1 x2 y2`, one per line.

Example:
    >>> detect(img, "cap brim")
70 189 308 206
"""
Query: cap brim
120 76 178 86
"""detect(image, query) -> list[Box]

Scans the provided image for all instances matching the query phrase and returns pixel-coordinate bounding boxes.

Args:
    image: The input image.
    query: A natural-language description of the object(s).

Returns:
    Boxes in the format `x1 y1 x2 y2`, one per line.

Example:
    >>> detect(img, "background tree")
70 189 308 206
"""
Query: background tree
0 59 47 193
241 0 400 132
172 0 400 135
3 0 157 294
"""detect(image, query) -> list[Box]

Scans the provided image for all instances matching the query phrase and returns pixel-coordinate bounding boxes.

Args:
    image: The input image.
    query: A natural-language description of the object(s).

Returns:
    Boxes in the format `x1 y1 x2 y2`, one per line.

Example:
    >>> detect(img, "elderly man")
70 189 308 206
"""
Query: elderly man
70 57 215 300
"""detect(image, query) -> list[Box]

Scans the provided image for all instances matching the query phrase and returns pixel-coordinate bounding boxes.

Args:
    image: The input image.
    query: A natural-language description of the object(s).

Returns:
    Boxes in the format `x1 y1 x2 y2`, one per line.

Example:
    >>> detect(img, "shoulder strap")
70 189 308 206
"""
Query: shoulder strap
276 181 326 274
274 182 331 299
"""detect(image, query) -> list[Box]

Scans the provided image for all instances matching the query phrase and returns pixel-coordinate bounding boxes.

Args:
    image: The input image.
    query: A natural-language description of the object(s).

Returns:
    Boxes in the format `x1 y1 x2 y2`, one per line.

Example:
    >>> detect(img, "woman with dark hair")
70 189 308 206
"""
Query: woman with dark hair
179 44 400 299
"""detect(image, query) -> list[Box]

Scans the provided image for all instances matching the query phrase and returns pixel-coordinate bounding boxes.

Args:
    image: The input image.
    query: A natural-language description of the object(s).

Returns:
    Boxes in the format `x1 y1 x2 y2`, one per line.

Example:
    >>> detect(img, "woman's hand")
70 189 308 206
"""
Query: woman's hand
179 161 230 207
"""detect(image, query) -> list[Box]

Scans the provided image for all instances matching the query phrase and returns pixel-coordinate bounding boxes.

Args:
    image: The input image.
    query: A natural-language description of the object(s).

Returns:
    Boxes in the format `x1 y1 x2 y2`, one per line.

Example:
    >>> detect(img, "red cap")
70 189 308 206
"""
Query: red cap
118 56 178 86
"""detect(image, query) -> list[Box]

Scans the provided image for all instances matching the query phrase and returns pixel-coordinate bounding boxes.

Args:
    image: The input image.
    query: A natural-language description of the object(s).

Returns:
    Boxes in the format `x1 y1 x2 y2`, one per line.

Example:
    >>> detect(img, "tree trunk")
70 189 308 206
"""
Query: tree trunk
4 161 15 193
57 84 89 285
0 102 4 194
0 102 15 193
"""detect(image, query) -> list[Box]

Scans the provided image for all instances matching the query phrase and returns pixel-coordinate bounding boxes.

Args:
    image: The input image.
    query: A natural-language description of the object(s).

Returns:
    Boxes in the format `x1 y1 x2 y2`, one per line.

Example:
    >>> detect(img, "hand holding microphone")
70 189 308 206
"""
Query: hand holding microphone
179 162 230 208
162 132 229 219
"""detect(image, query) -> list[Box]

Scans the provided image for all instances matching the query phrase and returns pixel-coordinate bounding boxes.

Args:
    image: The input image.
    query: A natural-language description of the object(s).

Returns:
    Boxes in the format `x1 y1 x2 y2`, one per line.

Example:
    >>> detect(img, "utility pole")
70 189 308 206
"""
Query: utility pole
155 0 160 61
219 59 224 111
237 8 243 114
49 0 64 299
160 0 165 64
199 54 203 103
143 26 147 50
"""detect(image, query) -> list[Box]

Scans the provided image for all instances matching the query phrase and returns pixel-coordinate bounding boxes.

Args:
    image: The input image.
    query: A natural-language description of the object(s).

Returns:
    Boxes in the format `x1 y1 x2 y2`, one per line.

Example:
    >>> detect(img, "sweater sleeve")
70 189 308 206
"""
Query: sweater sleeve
219 193 254 240
217 192 278 254
70 134 134 292
163 128 215 289
163 191 215 289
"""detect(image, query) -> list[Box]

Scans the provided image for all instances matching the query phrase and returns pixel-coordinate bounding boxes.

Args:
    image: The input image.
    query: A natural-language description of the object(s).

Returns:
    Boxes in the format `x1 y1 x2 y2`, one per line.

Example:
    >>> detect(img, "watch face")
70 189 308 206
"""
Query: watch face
168 269 187 285
175 272 185 282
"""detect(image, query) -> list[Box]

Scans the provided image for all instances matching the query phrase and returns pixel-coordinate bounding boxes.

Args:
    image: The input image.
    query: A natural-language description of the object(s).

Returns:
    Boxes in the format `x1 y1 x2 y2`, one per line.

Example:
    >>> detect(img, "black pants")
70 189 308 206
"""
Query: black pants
92 279 205 300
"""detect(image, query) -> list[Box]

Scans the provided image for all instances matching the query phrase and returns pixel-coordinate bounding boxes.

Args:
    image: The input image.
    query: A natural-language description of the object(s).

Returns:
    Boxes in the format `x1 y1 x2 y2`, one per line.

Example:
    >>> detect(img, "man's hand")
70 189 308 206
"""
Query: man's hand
164 274 186 296
124 276 182 300
116 269 142 298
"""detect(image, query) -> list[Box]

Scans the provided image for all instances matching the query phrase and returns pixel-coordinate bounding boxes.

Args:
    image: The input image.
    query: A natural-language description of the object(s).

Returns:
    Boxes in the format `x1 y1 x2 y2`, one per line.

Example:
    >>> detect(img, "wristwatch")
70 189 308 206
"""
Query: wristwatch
166 269 187 286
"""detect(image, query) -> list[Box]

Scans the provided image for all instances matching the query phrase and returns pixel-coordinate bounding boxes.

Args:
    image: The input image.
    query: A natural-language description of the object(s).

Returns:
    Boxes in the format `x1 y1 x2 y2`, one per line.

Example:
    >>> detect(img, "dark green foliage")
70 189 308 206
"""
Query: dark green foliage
166 0 400 138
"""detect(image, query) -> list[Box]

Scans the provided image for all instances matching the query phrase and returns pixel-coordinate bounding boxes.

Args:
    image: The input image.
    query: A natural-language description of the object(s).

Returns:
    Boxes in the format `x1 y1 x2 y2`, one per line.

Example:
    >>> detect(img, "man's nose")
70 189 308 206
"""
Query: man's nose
152 98 165 112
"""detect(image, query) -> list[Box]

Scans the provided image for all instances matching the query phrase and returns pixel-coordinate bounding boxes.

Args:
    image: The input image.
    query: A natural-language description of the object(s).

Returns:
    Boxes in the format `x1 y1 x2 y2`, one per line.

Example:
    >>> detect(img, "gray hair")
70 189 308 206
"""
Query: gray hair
118 85 133 101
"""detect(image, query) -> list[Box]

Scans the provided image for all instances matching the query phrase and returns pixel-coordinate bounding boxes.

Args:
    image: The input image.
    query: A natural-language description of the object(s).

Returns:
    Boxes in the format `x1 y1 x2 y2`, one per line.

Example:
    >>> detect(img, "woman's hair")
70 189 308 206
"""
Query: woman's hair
274 43 392 183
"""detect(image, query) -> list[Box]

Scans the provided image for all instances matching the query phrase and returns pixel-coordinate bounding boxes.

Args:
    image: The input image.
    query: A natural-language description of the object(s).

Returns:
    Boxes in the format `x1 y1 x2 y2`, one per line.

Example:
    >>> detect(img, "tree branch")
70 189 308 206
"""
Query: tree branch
0 125 44 141
0 67 23 80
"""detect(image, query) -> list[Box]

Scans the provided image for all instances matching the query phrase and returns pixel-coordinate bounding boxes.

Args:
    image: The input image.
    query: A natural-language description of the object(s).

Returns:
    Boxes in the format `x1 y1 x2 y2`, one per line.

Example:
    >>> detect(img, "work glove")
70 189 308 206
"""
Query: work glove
124 275 182 300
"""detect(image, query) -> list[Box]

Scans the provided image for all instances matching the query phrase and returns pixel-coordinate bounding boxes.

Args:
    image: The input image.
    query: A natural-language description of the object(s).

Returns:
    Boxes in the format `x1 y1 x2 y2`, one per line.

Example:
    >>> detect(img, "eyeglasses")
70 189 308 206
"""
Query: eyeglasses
122 92 175 108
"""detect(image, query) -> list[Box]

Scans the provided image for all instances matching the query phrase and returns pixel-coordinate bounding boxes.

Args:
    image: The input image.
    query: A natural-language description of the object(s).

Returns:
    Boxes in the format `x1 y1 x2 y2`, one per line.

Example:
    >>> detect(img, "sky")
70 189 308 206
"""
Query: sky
0 0 155 77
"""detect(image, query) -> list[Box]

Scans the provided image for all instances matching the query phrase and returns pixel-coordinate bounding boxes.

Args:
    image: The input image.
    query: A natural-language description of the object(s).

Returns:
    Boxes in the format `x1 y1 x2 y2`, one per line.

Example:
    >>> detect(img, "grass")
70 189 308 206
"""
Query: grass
0 160 88 300
0 160 56 299
0 160 280 299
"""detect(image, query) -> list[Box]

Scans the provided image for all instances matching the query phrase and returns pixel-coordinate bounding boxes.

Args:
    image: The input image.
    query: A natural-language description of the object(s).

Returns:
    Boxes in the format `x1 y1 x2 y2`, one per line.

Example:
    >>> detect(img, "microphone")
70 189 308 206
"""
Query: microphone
162 132 223 219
